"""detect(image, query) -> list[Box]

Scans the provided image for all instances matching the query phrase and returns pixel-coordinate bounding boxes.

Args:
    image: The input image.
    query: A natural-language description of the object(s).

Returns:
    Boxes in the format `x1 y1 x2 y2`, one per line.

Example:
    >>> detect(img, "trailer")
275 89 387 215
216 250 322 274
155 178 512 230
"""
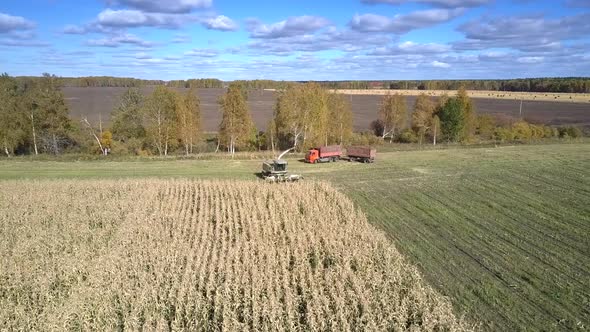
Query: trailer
346 146 376 163
305 145 342 163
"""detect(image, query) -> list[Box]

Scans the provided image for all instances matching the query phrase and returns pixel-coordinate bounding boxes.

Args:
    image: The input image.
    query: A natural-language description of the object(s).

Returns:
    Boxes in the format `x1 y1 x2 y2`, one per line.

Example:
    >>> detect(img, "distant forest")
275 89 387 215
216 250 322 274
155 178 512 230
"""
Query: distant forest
13 75 590 93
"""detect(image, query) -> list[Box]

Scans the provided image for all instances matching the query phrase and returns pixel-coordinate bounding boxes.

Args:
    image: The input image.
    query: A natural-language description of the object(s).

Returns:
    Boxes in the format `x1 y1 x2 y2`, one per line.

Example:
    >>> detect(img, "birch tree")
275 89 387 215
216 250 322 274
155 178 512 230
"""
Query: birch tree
143 86 177 156
457 86 476 142
411 93 435 145
273 83 330 151
432 115 441 145
266 118 277 152
301 83 329 149
81 118 107 155
218 83 253 155
111 88 145 142
327 92 353 145
379 93 407 142
274 84 305 150
0 74 25 157
176 87 201 155
35 74 71 154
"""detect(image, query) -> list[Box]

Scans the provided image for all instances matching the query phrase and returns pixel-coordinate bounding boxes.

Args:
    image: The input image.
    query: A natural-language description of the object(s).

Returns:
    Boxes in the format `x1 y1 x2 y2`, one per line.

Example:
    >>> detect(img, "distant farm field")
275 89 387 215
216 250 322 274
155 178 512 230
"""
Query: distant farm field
333 89 590 103
62 87 590 132
1 143 589 331
0 180 468 331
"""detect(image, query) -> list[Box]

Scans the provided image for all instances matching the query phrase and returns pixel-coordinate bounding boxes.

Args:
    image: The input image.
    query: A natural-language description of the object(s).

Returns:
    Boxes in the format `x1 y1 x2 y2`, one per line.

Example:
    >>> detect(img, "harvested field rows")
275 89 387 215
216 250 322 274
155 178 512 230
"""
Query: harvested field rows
331 89 590 103
321 145 590 331
62 87 590 132
0 180 469 331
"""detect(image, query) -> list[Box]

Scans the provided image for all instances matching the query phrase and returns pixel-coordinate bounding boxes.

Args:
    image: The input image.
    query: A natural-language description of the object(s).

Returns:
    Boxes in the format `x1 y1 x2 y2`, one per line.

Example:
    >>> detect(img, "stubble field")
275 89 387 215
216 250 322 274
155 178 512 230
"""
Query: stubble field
62 87 590 132
0 179 469 331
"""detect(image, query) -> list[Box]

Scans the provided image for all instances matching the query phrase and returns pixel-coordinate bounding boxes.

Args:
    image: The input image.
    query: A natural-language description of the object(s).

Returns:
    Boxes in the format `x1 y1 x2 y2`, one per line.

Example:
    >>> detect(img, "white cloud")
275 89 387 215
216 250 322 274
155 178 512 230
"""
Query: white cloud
371 41 450 55
454 13 590 52
86 33 153 47
361 0 491 8
0 12 35 33
113 0 212 13
517 56 543 64
247 26 392 54
248 16 331 38
97 9 195 28
202 15 238 31
350 8 464 33
184 48 219 57
431 60 450 68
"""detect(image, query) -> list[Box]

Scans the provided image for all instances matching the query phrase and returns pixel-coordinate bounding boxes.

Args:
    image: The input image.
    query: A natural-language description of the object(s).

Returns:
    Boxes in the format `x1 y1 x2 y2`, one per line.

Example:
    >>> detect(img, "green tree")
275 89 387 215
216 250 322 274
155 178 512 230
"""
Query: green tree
0 74 26 157
379 93 407 142
143 86 177 156
411 93 435 145
274 84 305 150
176 87 201 155
432 115 441 145
457 86 476 141
327 92 353 145
273 83 329 151
35 73 72 154
438 97 465 142
266 118 277 152
101 130 113 153
111 88 145 142
476 114 496 140
301 83 329 148
218 83 253 155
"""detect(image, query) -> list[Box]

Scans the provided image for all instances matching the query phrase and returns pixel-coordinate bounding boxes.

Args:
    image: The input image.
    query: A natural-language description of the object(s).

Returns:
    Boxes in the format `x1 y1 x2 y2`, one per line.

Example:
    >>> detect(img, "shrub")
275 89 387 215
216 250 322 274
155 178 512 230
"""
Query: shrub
476 114 496 140
494 127 514 142
397 128 418 143
438 97 465 142
511 121 533 140
543 126 558 138
348 132 384 146
566 126 583 138
529 124 545 140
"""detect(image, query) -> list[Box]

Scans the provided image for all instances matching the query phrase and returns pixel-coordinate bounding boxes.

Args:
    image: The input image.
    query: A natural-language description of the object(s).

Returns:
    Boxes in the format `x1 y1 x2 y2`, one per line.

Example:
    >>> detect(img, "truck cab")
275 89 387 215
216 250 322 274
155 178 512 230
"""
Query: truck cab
305 145 342 164
305 149 320 164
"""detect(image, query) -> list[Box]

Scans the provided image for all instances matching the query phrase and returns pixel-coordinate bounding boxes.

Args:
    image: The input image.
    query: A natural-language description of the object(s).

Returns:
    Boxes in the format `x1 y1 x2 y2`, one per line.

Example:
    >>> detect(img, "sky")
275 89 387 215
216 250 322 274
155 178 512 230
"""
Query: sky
0 0 589 81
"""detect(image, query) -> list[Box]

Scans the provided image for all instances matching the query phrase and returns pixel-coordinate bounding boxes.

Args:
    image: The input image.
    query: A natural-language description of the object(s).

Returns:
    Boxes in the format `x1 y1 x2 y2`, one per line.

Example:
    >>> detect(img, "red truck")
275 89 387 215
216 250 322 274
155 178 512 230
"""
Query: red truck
346 146 376 163
305 145 342 163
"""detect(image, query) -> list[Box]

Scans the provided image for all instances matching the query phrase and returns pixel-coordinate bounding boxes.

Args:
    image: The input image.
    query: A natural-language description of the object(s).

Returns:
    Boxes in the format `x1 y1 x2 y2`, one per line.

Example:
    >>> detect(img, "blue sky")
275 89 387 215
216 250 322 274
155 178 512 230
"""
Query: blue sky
1 0 589 80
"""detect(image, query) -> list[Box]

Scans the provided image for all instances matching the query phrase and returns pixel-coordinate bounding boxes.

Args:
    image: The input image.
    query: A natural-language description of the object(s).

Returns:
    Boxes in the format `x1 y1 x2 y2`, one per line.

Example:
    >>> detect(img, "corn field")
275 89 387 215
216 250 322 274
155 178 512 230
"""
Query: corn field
0 180 470 331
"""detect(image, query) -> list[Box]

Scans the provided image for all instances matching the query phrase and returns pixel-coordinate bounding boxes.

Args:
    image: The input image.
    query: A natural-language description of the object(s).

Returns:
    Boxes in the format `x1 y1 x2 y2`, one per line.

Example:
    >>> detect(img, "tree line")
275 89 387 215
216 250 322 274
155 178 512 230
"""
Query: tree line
167 79 223 88
13 75 590 93
15 76 165 88
316 78 590 93
0 73 584 158
370 87 583 145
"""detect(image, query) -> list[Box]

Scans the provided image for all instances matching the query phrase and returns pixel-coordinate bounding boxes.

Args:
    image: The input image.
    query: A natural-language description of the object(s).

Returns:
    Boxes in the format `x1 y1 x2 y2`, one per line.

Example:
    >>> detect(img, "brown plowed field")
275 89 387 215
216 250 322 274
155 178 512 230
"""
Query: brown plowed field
63 87 590 132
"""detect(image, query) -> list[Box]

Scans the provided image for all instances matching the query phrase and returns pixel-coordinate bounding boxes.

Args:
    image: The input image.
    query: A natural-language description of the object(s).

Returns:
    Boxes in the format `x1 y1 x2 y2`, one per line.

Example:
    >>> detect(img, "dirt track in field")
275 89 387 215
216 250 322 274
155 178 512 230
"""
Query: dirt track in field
63 87 590 132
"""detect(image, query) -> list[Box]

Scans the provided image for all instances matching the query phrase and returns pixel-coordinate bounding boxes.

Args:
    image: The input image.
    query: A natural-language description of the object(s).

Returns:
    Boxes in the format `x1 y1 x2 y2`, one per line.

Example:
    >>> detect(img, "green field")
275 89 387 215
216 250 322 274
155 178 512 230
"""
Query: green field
1 143 589 331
